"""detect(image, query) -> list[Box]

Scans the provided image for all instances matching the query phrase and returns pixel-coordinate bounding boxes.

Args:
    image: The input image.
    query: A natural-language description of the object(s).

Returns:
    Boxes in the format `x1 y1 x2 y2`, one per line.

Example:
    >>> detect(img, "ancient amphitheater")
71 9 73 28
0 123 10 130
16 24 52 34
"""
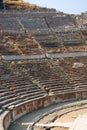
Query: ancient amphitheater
0 1 87 130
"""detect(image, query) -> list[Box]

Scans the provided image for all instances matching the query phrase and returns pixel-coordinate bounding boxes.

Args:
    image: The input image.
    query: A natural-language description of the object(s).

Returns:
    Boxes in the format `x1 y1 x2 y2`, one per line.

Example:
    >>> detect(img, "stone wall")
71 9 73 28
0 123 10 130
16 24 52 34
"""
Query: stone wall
0 111 11 130
1 91 87 130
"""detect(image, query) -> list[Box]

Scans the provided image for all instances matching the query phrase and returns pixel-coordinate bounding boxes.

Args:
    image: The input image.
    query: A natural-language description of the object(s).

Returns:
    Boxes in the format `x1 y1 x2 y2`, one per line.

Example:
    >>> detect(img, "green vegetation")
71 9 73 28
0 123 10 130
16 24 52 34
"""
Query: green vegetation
75 103 83 107
72 115 78 119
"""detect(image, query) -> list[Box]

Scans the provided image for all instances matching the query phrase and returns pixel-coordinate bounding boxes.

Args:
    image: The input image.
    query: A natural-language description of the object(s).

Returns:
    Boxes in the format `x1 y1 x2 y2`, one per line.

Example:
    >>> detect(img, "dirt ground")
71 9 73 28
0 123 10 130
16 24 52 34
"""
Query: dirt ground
54 108 87 123
34 104 87 130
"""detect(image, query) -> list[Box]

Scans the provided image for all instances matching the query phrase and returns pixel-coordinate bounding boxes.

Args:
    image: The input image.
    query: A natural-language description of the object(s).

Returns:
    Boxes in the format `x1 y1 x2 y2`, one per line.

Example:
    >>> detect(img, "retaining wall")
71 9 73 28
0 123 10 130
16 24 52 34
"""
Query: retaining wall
1 91 87 130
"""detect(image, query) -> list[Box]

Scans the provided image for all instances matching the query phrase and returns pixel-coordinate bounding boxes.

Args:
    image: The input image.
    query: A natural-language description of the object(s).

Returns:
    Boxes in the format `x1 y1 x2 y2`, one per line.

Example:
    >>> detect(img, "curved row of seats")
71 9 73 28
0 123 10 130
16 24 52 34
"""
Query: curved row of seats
59 57 87 92
0 57 87 118
0 10 86 54
0 31 85 56
10 57 87 96
0 33 42 55
0 61 46 111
